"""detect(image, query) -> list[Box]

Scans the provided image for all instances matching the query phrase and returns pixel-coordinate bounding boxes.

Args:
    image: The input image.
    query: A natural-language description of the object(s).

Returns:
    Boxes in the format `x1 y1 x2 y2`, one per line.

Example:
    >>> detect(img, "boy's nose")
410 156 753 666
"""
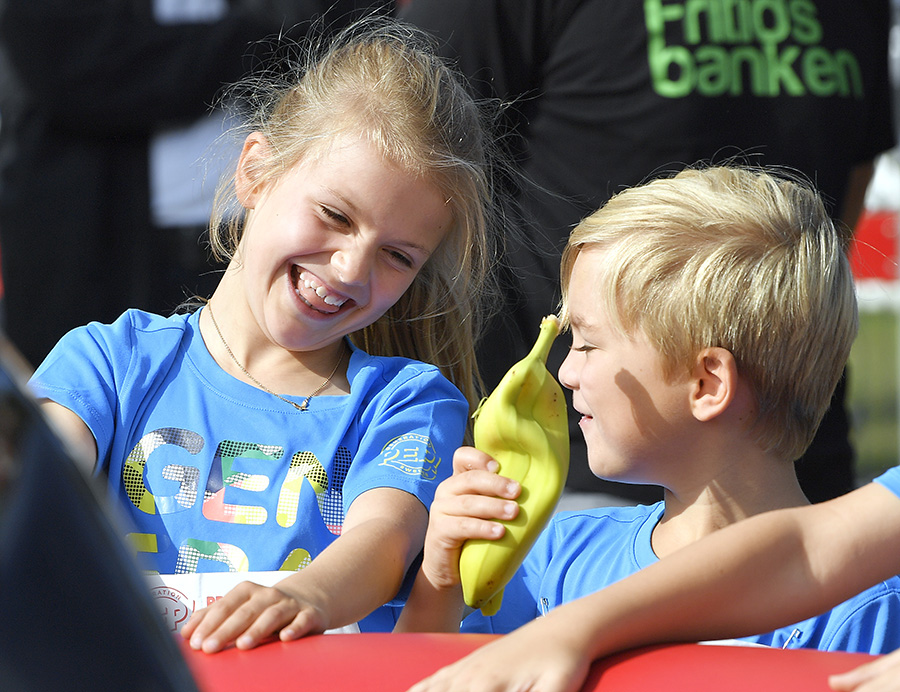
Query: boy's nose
557 350 577 391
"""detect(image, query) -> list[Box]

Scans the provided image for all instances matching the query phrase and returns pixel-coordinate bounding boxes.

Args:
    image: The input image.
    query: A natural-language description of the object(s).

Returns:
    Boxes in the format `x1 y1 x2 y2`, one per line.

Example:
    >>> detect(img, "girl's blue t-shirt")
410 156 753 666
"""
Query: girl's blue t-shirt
30 309 467 629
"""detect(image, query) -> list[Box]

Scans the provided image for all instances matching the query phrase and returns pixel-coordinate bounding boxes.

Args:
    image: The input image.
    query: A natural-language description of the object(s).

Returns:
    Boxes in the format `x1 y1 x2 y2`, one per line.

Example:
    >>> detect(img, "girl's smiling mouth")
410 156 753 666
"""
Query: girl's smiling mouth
292 267 349 314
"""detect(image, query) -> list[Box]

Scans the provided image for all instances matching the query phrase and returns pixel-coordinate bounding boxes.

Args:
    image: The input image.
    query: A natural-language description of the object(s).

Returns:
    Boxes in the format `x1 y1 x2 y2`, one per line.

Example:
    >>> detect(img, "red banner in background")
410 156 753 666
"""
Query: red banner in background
851 210 899 281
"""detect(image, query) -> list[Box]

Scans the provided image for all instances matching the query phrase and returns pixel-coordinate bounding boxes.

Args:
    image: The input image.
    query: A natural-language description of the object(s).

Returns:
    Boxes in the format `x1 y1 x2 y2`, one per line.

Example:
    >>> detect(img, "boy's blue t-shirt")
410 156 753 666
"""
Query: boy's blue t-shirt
874 466 900 498
462 501 900 655
30 309 467 630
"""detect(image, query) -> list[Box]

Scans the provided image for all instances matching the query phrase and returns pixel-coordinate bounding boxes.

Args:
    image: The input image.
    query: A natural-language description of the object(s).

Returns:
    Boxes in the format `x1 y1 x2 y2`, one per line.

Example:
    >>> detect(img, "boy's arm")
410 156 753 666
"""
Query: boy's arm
394 447 521 633
182 485 428 652
407 481 900 692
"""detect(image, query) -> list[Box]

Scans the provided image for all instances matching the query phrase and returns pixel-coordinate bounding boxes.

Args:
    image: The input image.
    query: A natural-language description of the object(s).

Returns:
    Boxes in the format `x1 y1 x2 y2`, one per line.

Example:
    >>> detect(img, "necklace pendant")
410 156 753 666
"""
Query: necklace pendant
206 302 342 415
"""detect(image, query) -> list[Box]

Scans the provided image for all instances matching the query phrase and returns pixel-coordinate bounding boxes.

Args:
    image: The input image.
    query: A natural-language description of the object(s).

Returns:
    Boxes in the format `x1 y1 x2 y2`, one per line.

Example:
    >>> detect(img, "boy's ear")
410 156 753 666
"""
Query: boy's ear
235 132 272 209
689 347 738 422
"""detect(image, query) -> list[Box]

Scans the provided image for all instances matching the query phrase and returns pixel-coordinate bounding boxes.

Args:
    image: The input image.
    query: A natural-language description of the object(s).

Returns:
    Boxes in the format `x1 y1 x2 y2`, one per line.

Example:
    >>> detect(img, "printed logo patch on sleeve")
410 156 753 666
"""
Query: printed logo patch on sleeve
378 433 441 480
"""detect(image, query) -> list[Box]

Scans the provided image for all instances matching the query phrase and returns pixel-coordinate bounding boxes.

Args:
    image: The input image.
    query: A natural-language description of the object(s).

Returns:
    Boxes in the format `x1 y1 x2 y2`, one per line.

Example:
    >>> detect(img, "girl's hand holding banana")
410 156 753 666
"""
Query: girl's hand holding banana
395 446 522 633
419 447 522 594
396 317 568 634
459 316 569 615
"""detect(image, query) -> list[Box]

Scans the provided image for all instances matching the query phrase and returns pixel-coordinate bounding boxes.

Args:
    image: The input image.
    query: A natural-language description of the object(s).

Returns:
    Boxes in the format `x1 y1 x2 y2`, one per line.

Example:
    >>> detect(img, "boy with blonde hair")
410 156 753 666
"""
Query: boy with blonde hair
396 166 900 659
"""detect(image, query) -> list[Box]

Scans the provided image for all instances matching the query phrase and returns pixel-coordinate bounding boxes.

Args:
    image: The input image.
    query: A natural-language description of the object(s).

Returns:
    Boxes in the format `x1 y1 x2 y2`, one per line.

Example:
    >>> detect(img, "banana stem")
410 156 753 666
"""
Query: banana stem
531 315 561 365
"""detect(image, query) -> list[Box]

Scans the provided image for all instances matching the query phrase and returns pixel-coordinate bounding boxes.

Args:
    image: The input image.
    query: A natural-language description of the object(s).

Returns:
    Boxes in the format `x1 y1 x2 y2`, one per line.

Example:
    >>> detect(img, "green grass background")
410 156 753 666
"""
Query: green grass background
848 310 899 484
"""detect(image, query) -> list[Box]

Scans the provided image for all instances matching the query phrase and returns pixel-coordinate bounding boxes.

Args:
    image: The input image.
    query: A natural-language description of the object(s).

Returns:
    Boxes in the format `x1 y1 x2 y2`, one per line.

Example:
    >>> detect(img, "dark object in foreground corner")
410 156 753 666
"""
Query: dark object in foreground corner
0 335 198 692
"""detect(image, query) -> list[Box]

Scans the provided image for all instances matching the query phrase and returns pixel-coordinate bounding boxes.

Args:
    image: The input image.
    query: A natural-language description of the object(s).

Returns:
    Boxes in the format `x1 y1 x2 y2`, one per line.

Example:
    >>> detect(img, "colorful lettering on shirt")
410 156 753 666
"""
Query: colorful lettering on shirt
121 425 434 572
124 430 354 527
280 549 313 571
122 429 360 568
276 451 326 527
123 428 204 515
645 0 863 98
202 440 279 525
276 447 351 535
175 538 249 573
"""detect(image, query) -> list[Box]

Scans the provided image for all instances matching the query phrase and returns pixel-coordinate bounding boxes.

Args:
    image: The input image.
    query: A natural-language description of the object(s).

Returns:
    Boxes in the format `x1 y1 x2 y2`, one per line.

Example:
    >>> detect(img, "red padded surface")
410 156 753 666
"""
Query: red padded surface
182 633 876 692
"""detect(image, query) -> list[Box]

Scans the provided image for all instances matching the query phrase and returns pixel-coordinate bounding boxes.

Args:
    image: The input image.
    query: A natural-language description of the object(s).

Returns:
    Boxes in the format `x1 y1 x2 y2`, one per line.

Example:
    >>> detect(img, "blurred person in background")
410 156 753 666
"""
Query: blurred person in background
0 0 390 370
401 0 895 505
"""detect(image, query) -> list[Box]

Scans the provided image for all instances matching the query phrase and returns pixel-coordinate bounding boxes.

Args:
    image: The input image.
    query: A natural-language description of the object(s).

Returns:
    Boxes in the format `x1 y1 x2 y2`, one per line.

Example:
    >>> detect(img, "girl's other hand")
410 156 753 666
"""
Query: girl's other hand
180 580 327 653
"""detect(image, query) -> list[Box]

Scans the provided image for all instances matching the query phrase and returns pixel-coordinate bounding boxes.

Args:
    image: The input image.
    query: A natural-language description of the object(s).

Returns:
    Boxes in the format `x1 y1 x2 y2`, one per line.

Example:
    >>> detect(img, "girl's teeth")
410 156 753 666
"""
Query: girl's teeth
298 272 346 307
314 285 346 306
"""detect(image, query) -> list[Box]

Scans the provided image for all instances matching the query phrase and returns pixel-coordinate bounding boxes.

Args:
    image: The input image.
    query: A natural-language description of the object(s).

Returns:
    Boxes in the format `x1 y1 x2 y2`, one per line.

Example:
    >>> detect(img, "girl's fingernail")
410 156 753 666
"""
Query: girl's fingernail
203 638 220 652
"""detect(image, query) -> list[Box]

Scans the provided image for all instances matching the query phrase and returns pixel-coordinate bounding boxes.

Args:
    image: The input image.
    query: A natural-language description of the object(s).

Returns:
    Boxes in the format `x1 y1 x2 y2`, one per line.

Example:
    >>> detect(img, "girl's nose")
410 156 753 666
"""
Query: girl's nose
334 243 374 285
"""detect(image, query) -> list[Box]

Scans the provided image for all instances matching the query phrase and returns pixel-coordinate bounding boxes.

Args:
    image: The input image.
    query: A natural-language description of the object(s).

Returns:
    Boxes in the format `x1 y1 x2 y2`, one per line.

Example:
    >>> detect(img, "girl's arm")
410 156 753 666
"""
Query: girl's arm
406 481 900 692
182 485 428 653
39 400 98 475
394 447 521 633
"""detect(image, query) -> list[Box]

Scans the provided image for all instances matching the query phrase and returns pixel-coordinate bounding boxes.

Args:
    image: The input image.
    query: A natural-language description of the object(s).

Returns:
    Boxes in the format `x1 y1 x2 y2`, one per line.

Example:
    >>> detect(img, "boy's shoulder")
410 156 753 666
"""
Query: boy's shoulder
524 501 665 578
545 501 665 548
873 465 900 499
553 501 664 527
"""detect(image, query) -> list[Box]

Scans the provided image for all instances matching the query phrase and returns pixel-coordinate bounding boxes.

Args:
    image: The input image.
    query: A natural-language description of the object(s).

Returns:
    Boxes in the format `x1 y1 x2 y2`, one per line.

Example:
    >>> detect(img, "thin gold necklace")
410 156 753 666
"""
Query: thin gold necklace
205 302 345 412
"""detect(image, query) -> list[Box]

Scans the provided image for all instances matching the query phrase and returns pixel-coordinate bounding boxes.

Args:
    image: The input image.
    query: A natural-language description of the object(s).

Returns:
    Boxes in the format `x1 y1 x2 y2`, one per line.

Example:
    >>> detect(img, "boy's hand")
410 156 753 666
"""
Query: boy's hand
180 580 328 653
406 614 591 692
421 446 521 591
830 646 900 691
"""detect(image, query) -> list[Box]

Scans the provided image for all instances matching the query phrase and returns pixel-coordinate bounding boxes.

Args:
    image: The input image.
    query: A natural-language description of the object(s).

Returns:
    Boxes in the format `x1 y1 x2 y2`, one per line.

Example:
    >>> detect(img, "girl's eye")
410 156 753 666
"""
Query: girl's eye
387 249 414 269
320 206 349 225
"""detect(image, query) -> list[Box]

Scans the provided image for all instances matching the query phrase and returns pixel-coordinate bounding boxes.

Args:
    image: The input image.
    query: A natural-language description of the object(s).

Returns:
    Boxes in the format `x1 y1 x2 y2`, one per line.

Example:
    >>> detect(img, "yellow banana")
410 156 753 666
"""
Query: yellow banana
459 314 570 616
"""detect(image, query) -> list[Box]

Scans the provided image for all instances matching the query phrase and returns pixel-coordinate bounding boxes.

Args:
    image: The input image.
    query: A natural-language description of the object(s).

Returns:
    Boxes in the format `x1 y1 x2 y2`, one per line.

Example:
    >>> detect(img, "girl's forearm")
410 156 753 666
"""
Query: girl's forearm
394 567 467 633
278 513 424 629
287 487 430 628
